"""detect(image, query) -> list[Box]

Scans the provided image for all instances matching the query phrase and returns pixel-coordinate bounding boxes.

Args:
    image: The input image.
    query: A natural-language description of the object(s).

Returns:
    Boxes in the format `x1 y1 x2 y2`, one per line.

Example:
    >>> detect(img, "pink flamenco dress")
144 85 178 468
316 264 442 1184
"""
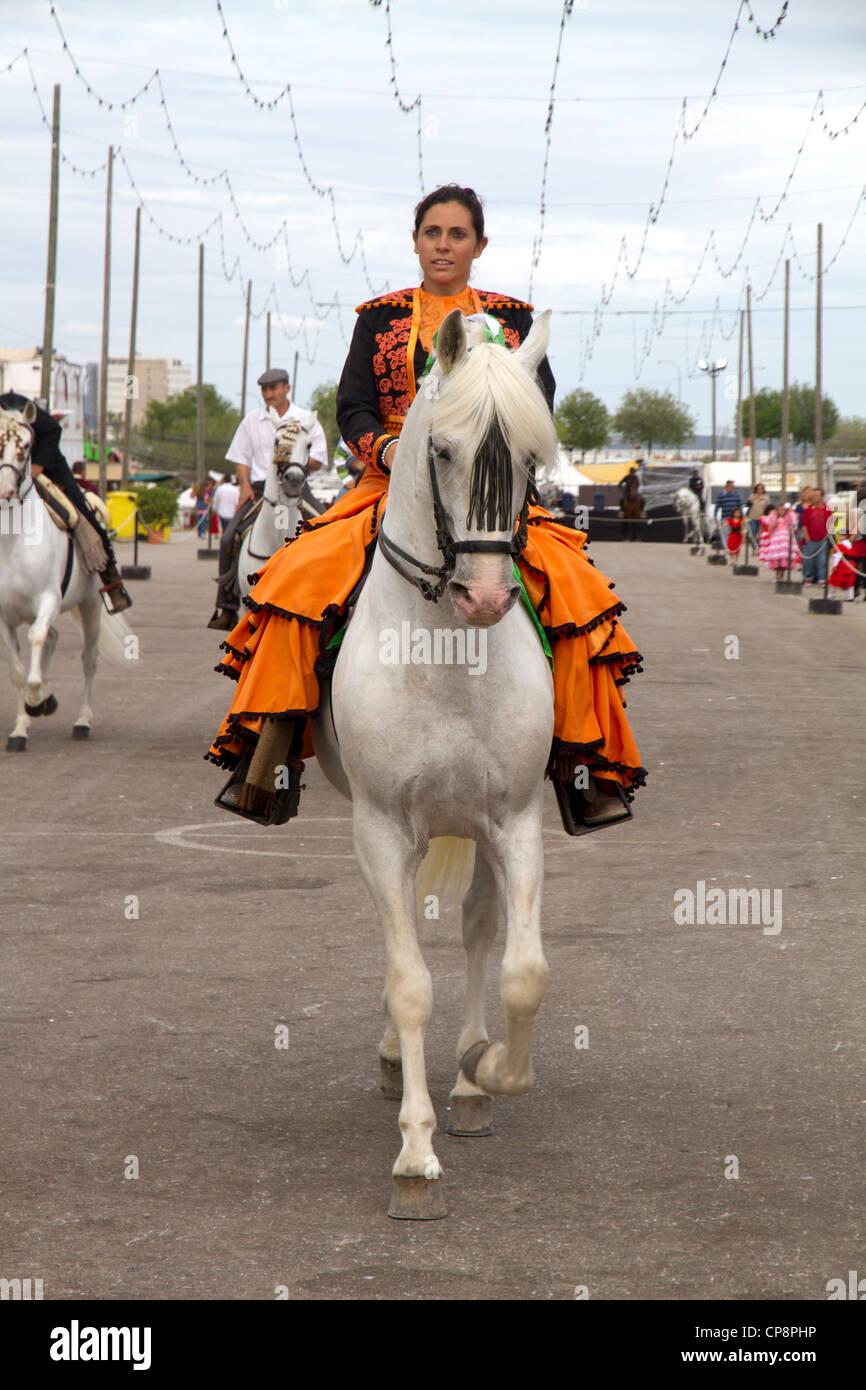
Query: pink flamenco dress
763 509 800 572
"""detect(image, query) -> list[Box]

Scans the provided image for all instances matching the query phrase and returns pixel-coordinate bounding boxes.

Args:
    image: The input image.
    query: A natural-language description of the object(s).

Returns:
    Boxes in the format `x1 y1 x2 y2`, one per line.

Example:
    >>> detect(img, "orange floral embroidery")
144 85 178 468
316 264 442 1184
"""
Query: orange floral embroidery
355 430 375 465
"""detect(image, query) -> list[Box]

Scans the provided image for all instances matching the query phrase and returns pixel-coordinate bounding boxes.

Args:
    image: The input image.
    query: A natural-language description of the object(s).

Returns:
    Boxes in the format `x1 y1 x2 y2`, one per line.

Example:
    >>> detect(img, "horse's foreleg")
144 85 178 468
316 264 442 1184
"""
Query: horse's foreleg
352 803 445 1216
24 593 60 710
0 621 30 748
73 595 101 737
464 816 547 1098
446 853 499 1135
378 992 403 1099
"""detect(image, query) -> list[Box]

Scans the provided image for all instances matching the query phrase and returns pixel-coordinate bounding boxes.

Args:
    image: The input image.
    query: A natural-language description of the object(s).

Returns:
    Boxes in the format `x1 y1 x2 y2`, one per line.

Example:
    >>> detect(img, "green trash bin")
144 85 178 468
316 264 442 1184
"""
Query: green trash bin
106 491 138 541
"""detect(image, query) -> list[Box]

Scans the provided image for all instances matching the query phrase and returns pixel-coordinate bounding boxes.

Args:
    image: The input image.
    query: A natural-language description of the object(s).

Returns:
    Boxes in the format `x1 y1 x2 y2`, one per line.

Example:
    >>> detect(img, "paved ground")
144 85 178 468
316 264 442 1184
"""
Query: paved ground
1 529 864 1301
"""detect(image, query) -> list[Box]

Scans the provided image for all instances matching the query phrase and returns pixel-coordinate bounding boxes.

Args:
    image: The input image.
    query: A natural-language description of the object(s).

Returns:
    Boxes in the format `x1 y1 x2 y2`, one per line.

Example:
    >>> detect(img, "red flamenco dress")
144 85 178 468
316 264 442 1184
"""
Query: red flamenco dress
725 516 744 556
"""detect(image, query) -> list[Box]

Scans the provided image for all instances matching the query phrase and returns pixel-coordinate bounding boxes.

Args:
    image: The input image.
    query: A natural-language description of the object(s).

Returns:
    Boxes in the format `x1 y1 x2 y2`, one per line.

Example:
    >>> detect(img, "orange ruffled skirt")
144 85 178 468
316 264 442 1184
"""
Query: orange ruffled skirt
206 475 647 795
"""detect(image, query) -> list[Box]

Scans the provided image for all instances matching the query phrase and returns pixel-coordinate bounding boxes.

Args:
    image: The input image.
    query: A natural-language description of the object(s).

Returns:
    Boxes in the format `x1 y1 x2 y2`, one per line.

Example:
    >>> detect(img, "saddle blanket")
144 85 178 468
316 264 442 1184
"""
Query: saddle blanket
35 476 109 531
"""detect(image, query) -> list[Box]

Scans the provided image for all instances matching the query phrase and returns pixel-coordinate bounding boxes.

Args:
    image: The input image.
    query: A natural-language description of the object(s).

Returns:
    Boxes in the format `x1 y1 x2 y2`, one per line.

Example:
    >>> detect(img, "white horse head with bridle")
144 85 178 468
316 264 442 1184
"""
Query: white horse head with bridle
237 412 315 603
312 308 558 1218
673 486 704 548
0 402 126 750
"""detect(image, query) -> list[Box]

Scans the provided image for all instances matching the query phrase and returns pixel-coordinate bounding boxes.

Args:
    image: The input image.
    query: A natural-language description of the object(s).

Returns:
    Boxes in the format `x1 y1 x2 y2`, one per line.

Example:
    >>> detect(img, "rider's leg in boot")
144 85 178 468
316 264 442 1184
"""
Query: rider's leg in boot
77 502 132 614
98 549 133 614
208 491 258 630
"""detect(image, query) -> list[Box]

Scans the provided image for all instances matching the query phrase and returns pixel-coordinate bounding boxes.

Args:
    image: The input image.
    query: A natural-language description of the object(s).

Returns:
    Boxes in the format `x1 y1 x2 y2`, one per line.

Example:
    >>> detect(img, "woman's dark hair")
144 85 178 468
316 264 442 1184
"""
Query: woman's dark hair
413 184 485 241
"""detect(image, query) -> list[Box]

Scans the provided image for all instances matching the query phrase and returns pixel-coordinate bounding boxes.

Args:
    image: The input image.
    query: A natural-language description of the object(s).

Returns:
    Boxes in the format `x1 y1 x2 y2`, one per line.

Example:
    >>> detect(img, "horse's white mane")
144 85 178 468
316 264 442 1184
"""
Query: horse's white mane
431 341 558 472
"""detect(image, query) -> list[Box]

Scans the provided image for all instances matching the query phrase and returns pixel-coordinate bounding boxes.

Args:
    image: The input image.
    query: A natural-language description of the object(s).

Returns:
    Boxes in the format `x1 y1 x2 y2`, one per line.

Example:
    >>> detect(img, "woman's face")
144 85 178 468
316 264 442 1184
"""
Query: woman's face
413 200 488 294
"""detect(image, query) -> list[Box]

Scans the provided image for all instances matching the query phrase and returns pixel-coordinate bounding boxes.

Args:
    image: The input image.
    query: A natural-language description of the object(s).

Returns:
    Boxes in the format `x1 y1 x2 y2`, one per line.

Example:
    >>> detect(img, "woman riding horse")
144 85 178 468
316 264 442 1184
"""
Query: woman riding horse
206 185 646 830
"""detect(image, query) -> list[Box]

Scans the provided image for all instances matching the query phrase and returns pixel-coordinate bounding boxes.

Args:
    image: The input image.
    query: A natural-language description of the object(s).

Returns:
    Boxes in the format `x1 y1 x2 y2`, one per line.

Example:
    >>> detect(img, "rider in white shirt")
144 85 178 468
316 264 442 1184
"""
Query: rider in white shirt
208 367 328 629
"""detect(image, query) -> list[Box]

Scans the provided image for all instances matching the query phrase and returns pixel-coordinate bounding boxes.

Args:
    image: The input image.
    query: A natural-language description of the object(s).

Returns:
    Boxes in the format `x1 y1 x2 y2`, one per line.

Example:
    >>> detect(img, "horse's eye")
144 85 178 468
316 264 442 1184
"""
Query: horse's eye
435 445 453 464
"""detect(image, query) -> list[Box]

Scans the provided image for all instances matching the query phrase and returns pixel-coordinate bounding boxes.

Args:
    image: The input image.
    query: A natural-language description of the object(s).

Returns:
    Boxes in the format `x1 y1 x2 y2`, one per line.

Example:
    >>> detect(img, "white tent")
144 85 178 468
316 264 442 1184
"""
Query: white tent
540 450 597 493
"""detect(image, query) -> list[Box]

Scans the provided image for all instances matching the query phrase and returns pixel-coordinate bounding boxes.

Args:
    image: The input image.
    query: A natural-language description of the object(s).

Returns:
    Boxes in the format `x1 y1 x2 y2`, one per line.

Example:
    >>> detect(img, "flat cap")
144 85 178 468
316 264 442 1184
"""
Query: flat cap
257 367 290 386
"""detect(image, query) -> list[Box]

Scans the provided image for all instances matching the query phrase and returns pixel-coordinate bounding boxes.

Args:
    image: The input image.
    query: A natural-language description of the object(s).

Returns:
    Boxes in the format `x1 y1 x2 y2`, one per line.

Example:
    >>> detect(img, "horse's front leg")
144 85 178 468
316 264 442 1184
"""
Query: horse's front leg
24 592 60 712
448 851 500 1136
462 810 547 1098
0 620 30 749
352 801 446 1219
378 993 403 1100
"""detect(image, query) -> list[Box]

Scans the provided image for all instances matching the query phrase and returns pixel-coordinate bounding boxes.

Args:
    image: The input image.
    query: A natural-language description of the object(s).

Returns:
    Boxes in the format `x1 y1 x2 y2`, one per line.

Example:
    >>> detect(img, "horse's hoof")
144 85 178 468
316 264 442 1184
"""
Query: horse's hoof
388 1175 447 1220
72 724 90 740
6 736 27 751
446 1094 494 1137
379 1056 403 1100
459 1040 491 1087
43 694 58 716
24 699 45 717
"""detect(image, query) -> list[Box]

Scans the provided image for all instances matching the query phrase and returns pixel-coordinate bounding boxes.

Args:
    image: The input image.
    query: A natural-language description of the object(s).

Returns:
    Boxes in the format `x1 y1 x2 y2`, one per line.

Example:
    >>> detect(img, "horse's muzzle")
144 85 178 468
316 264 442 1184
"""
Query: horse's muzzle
448 577 520 626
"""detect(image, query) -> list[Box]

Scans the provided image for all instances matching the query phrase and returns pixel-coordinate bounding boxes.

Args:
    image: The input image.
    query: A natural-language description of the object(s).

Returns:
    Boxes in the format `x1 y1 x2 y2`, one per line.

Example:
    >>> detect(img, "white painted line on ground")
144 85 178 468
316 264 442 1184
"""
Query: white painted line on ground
154 820 356 859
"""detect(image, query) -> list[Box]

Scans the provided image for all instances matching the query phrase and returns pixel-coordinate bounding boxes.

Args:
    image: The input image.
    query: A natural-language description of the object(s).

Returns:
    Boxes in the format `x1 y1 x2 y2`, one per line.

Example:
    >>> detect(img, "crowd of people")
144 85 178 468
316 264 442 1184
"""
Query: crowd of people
708 479 866 598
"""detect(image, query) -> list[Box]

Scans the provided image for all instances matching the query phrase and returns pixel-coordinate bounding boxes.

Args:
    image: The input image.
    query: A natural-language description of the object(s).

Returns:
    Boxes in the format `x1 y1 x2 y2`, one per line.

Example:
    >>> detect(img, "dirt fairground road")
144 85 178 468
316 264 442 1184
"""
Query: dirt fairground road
1 529 864 1300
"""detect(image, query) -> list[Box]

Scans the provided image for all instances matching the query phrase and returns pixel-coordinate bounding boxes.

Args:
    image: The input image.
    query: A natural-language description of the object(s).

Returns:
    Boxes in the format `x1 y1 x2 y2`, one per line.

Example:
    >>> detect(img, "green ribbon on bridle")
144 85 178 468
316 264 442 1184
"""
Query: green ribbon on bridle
420 312 507 378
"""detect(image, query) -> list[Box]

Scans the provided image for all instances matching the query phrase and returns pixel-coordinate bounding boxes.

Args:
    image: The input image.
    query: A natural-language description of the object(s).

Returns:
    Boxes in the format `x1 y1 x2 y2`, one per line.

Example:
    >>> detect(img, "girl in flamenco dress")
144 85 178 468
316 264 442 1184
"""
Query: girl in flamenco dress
757 506 776 565
762 503 801 579
725 508 744 557
827 534 858 599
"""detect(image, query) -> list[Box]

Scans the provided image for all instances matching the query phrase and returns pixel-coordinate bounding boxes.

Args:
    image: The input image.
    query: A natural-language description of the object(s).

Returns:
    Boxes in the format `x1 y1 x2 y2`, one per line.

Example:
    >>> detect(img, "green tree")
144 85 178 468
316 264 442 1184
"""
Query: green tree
788 382 839 460
308 381 339 458
612 388 696 456
131 385 240 479
740 387 782 449
554 389 609 462
825 415 866 456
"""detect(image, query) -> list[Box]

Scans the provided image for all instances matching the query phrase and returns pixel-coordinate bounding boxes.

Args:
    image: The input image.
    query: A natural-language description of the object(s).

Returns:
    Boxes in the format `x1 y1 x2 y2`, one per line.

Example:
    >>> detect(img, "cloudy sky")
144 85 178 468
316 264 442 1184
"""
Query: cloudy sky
1 0 864 434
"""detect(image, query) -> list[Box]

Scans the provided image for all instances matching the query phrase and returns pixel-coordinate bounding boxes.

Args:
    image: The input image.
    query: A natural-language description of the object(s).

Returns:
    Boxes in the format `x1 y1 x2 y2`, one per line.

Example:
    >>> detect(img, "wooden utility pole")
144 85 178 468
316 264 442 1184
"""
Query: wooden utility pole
746 283 756 491
735 309 744 460
40 84 61 410
121 205 141 490
196 243 205 486
780 258 790 498
265 310 271 370
815 222 824 493
240 279 251 417
291 349 299 403
97 146 113 500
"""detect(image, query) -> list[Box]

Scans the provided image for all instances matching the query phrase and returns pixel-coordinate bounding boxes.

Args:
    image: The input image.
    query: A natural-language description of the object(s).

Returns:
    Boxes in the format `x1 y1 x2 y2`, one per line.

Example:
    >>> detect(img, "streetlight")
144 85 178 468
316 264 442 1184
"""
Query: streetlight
658 359 682 401
697 357 728 461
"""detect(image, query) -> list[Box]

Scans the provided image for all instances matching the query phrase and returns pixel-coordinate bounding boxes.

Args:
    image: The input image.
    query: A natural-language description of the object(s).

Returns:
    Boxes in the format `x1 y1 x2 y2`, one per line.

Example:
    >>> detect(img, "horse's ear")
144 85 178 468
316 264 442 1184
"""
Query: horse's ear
23 400 37 423
513 310 551 375
437 309 468 375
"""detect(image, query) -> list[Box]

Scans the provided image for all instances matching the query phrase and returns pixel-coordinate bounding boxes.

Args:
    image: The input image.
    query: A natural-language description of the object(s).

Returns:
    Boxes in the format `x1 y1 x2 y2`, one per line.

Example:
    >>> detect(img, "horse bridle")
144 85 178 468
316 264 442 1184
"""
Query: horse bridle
266 424 309 501
0 421 35 499
377 435 531 603
244 429 310 561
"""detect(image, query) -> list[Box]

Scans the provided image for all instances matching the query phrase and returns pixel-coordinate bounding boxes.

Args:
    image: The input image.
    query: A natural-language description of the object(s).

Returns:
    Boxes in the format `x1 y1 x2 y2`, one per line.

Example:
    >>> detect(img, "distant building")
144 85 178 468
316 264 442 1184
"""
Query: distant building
84 356 192 429
0 348 85 432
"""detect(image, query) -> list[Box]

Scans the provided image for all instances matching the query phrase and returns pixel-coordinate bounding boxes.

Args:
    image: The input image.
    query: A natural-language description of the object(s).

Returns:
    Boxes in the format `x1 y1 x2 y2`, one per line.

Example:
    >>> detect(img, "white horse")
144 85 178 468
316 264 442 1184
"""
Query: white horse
237 417 315 605
673 486 704 549
312 309 557 1218
0 402 126 750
